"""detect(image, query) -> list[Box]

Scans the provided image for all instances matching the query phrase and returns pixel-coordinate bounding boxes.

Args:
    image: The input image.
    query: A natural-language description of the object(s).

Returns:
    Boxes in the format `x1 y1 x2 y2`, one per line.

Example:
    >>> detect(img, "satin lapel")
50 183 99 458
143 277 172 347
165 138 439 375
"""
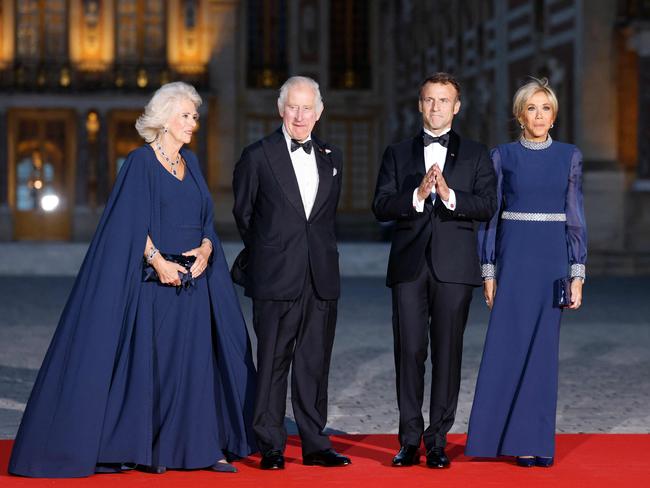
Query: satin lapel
263 129 307 220
412 131 426 174
309 137 334 221
442 129 460 179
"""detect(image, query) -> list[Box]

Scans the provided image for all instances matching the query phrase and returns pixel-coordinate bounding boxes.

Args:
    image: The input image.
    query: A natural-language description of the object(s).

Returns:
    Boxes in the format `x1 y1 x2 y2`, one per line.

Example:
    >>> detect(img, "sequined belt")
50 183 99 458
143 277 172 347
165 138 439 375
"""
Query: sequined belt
501 211 566 222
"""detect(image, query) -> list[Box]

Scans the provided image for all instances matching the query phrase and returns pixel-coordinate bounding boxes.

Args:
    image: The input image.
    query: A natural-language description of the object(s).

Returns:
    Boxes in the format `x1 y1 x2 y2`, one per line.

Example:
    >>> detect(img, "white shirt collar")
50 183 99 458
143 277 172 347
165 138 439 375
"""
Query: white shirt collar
282 124 312 144
423 127 451 138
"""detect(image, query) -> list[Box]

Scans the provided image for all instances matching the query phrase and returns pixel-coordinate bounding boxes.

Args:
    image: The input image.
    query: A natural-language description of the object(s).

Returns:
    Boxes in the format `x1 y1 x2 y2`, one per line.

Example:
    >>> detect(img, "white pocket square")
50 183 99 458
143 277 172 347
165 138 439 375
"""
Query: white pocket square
325 148 332 154
333 168 338 176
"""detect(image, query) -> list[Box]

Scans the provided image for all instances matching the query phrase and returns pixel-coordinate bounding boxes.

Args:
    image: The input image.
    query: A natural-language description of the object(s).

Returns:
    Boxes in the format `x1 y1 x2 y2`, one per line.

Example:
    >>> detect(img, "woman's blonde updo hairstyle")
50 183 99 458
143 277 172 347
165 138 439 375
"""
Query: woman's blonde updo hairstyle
135 82 202 143
512 77 558 124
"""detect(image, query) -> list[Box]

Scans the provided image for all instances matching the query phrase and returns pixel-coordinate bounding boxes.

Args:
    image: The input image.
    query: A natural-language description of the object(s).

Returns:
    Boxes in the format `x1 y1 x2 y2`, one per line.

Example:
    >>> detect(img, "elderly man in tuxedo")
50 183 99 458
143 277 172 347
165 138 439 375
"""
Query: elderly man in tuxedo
373 72 497 469
232 76 349 470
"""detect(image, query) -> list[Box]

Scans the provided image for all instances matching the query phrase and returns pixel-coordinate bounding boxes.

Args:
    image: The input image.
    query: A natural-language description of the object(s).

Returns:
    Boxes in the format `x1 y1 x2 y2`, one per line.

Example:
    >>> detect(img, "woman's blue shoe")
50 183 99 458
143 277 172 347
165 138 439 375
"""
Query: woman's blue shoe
535 456 554 467
516 456 536 467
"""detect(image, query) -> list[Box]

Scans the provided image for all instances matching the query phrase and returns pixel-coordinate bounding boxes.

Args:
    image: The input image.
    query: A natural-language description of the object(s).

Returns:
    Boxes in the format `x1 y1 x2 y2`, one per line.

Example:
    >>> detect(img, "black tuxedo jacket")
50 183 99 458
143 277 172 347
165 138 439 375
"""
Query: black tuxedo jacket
372 129 497 287
232 128 343 300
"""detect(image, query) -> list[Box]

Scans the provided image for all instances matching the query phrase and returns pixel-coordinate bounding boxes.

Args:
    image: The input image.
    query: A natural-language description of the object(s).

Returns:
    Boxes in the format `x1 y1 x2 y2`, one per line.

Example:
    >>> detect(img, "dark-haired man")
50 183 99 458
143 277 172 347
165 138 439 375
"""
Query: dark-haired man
373 73 497 468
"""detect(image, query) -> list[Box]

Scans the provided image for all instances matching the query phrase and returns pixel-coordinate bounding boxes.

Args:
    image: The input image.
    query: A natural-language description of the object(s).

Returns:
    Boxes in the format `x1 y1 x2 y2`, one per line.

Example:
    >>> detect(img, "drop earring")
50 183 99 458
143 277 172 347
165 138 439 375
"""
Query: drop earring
550 123 554 129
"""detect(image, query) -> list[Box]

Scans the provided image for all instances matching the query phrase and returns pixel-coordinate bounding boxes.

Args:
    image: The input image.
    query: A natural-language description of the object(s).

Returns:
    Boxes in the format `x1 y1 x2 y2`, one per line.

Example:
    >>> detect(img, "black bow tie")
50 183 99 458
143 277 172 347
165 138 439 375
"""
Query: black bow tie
291 139 313 154
423 132 450 148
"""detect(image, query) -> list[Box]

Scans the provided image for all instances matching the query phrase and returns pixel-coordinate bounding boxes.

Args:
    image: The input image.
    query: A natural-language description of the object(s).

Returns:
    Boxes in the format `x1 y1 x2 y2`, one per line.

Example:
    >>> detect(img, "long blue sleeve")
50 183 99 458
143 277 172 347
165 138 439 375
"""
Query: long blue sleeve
565 147 587 279
478 147 503 279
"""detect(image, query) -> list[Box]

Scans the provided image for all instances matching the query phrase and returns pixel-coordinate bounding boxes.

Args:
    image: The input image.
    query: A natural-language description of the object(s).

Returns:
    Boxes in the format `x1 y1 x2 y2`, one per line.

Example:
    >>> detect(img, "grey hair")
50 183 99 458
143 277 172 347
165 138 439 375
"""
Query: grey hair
135 81 202 143
277 76 324 114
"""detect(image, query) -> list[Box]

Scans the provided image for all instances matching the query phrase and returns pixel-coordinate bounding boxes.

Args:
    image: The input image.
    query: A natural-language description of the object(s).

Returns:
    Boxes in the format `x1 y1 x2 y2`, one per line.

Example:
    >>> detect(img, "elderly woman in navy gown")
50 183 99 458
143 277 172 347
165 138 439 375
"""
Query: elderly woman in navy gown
9 82 256 477
465 78 586 467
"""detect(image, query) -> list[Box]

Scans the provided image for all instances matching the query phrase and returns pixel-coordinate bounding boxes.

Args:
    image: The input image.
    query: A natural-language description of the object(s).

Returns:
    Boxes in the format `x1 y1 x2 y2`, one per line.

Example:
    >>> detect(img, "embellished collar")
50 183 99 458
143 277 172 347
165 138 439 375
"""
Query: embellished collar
519 135 553 150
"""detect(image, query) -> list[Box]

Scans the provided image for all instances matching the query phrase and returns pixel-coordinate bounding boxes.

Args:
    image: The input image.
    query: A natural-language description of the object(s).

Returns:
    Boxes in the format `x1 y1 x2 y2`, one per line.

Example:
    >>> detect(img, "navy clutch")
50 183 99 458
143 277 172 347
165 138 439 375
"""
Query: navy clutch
553 277 572 308
142 253 196 288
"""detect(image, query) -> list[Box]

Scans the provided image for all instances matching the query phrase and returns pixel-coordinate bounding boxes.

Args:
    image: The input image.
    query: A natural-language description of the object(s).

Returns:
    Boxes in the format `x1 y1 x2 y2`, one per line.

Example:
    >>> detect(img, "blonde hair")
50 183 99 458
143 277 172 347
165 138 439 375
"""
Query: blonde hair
135 82 202 142
512 77 558 124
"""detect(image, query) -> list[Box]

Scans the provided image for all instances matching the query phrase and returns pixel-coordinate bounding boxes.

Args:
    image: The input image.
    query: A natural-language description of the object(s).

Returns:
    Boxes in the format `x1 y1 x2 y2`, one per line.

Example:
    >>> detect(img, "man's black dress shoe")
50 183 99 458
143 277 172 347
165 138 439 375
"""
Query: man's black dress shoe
426 448 450 468
392 445 420 466
303 448 351 467
260 450 285 470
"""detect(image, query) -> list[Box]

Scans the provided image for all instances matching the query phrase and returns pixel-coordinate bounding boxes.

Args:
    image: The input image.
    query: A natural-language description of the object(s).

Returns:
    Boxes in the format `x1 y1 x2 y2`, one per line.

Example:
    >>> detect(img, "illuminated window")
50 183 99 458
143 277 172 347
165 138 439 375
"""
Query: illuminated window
115 0 166 63
15 0 68 62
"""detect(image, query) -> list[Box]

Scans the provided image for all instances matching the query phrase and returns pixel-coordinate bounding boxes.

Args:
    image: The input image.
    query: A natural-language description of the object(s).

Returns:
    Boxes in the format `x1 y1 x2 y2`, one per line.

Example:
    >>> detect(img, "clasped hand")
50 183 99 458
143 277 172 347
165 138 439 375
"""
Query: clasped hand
483 278 583 310
151 241 212 286
417 164 450 202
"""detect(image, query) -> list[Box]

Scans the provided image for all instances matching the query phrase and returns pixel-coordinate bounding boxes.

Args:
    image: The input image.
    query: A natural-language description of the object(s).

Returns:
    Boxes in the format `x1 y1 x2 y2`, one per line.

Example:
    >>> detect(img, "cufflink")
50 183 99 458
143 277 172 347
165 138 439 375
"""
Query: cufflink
333 167 338 176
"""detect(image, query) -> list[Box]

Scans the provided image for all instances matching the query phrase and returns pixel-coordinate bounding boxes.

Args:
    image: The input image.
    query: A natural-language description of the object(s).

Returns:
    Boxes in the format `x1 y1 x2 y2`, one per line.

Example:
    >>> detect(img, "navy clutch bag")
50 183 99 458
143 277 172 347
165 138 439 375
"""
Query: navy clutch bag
142 253 196 288
553 277 572 308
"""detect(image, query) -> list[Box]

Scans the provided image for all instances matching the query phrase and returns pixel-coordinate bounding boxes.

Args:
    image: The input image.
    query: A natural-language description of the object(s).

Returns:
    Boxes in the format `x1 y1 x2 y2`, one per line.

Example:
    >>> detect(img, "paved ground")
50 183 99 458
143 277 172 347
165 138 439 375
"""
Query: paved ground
1 262 649 439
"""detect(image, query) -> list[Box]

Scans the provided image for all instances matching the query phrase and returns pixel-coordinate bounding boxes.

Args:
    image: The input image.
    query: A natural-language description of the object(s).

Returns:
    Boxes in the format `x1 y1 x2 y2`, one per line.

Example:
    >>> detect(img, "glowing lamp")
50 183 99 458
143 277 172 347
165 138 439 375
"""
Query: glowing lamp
41 194 60 212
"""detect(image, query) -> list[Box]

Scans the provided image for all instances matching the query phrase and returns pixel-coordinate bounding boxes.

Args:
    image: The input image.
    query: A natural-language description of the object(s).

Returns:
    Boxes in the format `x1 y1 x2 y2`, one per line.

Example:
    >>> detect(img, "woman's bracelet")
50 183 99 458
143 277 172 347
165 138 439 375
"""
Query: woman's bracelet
146 246 159 264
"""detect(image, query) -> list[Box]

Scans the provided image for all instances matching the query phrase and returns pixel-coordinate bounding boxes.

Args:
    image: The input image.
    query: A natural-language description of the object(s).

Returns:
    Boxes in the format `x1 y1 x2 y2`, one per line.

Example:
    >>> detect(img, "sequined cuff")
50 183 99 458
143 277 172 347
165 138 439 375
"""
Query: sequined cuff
481 263 496 280
570 263 586 281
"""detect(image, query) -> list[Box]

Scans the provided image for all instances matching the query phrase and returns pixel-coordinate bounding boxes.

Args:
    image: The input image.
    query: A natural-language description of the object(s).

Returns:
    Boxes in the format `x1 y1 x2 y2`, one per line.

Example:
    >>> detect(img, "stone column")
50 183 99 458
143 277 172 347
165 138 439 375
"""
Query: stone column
75 109 89 206
629 24 650 252
0 108 11 240
208 0 239 233
633 27 650 180
95 110 109 206
0 108 8 205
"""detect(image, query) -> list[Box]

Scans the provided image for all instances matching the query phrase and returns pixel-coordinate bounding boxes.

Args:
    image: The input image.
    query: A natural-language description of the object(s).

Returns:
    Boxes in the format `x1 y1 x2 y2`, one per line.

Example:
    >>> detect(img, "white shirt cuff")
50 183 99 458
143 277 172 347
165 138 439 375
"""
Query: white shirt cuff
413 188 425 212
441 189 456 211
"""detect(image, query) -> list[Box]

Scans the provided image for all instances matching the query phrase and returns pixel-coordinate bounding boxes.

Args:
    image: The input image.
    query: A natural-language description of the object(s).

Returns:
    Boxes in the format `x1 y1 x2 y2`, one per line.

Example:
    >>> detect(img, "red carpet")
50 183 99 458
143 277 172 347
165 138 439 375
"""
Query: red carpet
1 434 649 487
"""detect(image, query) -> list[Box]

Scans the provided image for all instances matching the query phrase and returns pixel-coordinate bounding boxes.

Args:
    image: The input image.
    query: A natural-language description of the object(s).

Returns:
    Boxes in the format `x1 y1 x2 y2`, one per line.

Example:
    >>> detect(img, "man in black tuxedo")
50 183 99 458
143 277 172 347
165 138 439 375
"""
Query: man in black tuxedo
373 73 497 468
232 76 349 470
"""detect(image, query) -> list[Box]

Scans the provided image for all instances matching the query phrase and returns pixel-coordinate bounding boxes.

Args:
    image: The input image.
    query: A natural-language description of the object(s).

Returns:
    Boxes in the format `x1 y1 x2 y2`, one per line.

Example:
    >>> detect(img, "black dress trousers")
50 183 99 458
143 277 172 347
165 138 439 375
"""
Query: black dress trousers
392 264 474 450
252 270 338 456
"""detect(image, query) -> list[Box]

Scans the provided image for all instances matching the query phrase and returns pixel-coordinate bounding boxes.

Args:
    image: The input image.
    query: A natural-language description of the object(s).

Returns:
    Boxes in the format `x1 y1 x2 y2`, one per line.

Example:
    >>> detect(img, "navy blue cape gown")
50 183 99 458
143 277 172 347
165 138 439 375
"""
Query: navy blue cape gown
9 146 257 477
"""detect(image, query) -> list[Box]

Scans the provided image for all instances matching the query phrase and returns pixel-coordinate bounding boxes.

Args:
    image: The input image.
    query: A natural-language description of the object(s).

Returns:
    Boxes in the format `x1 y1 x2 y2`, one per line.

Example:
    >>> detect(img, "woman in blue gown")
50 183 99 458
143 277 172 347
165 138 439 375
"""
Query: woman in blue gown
465 78 587 467
9 82 257 478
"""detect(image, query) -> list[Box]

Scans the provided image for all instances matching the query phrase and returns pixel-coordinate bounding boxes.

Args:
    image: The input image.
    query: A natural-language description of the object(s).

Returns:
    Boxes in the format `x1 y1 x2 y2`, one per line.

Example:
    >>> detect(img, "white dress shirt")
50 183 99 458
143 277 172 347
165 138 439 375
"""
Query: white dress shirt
412 127 457 212
283 125 319 218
